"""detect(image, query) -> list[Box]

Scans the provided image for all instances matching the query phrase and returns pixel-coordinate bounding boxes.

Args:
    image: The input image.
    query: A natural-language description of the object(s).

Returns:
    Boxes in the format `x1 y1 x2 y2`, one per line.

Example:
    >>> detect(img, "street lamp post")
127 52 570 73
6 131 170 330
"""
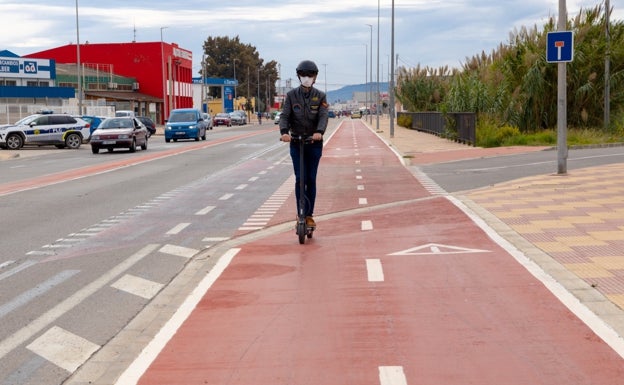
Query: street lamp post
376 0 380 131
75 0 83 115
233 58 239 100
160 26 168 122
364 44 368 116
366 24 373 123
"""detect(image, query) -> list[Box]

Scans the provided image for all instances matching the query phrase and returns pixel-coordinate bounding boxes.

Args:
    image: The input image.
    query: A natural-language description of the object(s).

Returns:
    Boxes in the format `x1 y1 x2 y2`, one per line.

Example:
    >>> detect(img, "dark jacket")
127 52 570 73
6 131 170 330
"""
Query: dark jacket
279 86 328 138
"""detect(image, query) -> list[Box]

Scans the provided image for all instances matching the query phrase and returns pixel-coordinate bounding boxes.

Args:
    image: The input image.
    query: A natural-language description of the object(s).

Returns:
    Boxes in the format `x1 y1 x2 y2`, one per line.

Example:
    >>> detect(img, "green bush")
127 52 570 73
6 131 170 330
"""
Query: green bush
397 113 412 128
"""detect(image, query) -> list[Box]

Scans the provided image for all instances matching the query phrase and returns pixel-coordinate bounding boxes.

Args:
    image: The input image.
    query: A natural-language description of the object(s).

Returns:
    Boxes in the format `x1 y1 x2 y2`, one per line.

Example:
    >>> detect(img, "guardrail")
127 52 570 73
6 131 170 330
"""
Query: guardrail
398 111 476 146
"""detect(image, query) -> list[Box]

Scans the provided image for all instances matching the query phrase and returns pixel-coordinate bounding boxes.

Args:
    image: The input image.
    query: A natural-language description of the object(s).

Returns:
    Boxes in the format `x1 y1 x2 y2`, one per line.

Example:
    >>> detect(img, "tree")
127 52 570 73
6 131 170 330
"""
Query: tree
201 36 279 112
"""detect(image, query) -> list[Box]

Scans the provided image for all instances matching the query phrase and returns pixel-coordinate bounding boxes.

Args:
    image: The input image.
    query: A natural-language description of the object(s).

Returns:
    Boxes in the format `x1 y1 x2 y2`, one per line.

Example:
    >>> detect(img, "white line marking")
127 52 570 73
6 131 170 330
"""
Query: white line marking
219 193 234 200
235 184 248 190
0 270 79 318
366 259 384 282
0 244 159 361
166 223 190 235
27 326 100 373
356 175 363 180
195 205 215 215
0 260 37 282
202 237 230 242
359 198 368 205
248 176 259 182
357 185 365 190
361 220 373 231
159 244 198 259
0 260 14 269
116 248 241 385
379 366 407 385
112 274 164 300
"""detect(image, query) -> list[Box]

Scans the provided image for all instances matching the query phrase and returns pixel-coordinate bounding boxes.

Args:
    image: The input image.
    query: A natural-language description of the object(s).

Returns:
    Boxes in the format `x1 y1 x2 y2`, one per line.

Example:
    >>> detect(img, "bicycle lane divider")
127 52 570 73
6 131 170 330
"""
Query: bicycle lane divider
0 128 275 197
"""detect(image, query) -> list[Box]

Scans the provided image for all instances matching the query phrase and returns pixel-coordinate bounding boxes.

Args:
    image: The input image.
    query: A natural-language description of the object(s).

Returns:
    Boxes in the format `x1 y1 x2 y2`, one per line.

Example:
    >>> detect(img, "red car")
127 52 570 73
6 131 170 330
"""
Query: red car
214 113 232 127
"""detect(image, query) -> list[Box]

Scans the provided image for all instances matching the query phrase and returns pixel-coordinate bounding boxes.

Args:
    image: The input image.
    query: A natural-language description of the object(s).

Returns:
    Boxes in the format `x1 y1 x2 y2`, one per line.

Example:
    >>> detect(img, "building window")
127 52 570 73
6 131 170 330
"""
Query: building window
39 81 49 87
27 81 38 87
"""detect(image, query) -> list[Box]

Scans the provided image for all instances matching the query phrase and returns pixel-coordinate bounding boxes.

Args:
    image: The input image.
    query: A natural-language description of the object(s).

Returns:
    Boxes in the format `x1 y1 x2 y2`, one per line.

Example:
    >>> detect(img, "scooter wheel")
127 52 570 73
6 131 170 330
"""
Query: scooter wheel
297 222 306 244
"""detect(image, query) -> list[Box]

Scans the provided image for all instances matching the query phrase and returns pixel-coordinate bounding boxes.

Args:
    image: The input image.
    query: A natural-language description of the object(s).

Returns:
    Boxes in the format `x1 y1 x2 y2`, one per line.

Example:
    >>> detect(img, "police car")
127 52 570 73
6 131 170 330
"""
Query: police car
0 114 91 150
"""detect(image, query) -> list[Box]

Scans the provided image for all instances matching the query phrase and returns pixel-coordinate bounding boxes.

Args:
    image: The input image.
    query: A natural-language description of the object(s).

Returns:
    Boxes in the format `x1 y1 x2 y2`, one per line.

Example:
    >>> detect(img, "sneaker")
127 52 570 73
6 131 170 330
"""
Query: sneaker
306 216 316 228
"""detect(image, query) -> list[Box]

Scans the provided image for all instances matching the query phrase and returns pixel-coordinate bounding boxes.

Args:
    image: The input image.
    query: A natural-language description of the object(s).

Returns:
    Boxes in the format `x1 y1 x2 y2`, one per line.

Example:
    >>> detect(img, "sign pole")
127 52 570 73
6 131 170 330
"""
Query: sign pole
556 0 568 174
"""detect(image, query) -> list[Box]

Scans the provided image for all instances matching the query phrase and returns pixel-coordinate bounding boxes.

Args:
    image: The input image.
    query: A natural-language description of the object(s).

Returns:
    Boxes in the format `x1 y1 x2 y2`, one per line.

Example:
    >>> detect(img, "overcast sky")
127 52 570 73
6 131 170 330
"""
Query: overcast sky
0 0 618 90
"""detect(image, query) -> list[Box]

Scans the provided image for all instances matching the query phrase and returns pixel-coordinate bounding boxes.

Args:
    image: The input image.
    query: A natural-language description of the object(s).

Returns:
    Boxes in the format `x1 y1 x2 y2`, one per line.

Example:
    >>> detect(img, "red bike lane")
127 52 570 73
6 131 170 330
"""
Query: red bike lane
131 120 624 385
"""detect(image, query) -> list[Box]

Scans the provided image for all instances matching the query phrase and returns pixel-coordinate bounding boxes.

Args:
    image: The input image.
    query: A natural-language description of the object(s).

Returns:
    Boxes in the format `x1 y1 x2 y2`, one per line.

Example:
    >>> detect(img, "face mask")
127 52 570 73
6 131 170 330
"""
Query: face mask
300 76 314 87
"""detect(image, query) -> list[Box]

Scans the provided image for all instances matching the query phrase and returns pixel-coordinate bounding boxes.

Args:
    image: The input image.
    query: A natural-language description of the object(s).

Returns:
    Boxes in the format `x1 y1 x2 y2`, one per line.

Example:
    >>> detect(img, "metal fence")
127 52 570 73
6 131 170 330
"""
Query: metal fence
0 102 114 124
398 111 476 146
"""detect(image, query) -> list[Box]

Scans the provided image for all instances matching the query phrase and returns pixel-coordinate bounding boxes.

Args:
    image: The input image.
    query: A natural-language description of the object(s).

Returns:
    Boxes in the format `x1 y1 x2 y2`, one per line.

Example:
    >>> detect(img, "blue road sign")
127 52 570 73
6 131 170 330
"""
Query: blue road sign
547 31 574 63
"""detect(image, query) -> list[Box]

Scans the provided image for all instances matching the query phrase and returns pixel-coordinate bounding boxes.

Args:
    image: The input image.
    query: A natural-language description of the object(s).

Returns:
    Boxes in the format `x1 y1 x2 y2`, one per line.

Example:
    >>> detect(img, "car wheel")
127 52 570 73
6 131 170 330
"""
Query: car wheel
165 138 171 143
107 148 114 153
173 138 178 142
201 130 206 140
91 146 99 154
6 133 24 150
141 137 147 151
129 139 136 153
65 133 82 149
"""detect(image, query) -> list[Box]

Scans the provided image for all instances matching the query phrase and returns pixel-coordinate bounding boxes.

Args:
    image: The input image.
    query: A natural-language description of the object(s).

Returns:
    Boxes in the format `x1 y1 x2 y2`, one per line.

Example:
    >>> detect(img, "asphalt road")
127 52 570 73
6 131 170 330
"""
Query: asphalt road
0 123 306 385
418 146 624 193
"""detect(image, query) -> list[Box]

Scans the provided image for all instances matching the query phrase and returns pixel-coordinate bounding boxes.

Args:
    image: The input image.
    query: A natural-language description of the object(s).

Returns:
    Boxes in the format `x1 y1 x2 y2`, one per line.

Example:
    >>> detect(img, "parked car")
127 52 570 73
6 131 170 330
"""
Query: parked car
164 108 207 142
90 117 148 154
274 112 281 125
202 113 213 130
0 114 90 150
214 113 232 127
136 116 157 137
229 110 247 125
351 110 362 119
115 110 135 117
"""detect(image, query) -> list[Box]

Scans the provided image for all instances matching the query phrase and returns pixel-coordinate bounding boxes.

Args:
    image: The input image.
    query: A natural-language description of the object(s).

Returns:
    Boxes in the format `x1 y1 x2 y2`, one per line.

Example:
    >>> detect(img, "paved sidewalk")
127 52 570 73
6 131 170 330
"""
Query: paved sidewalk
371 115 624 340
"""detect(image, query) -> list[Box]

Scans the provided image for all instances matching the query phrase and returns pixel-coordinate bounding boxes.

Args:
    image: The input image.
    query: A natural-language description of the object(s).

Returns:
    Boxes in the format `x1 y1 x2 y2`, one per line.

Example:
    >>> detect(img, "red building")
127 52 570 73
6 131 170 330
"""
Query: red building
26 41 193 123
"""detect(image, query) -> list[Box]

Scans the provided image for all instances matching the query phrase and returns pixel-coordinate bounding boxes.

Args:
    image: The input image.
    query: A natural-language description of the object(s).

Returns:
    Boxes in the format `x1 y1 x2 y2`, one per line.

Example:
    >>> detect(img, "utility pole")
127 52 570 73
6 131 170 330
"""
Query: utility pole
605 0 611 129
389 0 395 138
556 0 568 174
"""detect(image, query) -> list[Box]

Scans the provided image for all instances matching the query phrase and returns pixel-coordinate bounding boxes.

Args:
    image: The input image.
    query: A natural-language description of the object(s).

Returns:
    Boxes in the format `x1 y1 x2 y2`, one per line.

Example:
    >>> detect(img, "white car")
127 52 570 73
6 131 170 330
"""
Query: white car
0 114 91 150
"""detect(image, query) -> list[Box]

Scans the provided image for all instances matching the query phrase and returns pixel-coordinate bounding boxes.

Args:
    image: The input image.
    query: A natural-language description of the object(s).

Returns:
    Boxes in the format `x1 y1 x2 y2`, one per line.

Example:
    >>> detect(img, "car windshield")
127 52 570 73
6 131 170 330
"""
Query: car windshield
100 118 134 129
217 113 229 118
169 112 196 123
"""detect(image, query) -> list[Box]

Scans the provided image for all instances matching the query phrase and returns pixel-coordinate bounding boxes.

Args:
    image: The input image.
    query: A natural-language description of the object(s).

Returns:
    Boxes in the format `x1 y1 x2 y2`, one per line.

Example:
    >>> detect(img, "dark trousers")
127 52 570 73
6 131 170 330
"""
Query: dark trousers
290 142 322 217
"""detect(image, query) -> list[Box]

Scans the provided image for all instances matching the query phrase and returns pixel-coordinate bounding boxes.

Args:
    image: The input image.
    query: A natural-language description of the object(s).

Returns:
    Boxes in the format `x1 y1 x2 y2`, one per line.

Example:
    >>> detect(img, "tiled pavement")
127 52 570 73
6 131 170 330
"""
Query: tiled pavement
373 116 624 336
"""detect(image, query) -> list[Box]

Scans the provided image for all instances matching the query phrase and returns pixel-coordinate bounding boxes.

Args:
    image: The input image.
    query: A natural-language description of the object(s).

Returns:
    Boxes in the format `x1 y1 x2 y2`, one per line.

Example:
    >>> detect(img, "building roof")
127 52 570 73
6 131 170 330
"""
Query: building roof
84 90 162 103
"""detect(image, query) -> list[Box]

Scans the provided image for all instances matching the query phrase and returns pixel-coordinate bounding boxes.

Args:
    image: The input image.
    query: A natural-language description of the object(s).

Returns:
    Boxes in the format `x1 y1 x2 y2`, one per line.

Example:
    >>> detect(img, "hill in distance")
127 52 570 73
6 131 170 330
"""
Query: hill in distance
326 82 388 104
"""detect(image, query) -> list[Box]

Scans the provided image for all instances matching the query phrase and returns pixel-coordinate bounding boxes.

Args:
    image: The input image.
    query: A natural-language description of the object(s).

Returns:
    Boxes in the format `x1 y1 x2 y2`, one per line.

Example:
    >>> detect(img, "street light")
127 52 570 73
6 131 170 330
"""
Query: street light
376 0 380 131
75 0 83 115
366 23 373 123
160 26 168 122
233 58 239 100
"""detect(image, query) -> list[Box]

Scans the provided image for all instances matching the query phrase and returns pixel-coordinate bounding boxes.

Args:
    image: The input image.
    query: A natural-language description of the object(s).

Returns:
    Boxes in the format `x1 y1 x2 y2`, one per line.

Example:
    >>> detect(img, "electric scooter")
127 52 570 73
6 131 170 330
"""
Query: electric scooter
285 135 315 244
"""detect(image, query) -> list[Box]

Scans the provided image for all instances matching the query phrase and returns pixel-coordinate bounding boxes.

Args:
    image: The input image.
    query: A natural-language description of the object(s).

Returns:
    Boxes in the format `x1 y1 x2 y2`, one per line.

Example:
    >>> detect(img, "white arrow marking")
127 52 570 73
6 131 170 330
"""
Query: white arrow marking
388 243 490 256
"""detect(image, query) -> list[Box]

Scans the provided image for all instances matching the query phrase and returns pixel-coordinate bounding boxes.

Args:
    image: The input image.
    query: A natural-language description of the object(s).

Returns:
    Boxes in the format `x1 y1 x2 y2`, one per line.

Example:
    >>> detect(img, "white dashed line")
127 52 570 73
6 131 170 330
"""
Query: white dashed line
361 220 373 231
111 274 164 300
235 184 248 190
219 193 234 200
159 244 198 259
366 259 384 282
195 205 215 215
359 198 368 205
166 223 191 235
27 326 100 373
379 366 407 385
